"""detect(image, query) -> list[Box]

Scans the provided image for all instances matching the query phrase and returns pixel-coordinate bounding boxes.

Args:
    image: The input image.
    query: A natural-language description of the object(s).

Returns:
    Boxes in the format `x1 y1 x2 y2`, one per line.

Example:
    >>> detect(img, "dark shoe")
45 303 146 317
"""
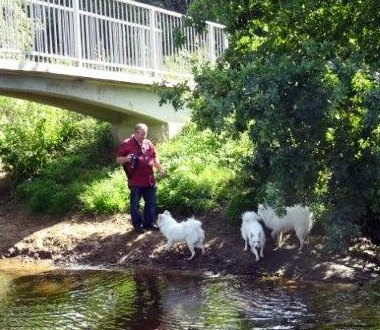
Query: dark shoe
133 227 145 234
143 224 160 231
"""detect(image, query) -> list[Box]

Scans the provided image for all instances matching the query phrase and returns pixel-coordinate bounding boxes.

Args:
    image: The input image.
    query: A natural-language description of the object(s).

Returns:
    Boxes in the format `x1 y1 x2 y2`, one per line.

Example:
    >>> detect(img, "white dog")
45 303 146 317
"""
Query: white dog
257 204 313 250
241 211 266 261
157 210 205 260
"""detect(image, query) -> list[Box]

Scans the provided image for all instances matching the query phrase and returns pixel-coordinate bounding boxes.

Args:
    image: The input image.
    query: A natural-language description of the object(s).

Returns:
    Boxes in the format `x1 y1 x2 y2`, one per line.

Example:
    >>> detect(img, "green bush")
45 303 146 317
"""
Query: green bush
14 157 108 215
21 179 82 215
0 97 113 184
157 123 253 215
158 162 234 214
0 97 115 214
79 169 128 214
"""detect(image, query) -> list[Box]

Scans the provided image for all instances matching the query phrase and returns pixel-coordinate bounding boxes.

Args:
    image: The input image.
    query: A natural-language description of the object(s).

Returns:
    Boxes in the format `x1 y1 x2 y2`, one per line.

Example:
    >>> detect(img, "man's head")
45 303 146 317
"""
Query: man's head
134 123 148 142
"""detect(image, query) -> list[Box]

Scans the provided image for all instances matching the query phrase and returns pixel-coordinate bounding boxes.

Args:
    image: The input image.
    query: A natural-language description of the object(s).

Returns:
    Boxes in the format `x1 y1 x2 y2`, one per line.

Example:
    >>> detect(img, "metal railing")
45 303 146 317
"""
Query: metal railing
0 0 227 81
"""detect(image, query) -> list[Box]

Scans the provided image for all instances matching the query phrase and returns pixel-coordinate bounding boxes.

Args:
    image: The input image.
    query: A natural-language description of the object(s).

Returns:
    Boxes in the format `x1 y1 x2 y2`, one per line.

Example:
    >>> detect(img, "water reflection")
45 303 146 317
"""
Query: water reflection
306 282 380 329
0 261 379 329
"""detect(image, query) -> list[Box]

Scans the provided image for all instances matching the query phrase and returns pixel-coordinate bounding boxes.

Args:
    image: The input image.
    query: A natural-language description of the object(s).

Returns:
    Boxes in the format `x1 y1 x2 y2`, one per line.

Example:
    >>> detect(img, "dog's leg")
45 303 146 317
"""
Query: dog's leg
243 238 248 251
251 248 260 261
271 230 282 250
259 232 265 258
165 240 173 250
260 245 264 258
298 235 304 250
187 244 196 260
271 230 277 239
296 230 307 250
196 242 205 255
277 231 284 248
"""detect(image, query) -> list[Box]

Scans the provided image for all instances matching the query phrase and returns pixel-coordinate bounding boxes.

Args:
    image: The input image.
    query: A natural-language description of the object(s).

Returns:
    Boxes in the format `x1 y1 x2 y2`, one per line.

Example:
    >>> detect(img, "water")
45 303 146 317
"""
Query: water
0 261 380 329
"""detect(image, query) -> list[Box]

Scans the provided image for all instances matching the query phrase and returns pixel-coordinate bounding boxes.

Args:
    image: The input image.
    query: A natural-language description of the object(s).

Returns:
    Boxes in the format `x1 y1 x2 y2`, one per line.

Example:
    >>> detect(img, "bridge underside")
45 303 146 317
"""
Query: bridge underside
0 69 189 143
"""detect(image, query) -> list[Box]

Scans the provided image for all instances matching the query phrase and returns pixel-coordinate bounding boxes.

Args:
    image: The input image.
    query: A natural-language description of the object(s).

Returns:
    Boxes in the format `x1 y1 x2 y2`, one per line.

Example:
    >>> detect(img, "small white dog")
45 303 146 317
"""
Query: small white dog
257 204 313 250
157 210 205 260
241 211 266 261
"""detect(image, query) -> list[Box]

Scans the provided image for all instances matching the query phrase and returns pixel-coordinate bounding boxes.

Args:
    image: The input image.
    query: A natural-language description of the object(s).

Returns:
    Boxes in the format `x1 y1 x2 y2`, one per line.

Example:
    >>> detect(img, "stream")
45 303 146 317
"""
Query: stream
0 260 379 329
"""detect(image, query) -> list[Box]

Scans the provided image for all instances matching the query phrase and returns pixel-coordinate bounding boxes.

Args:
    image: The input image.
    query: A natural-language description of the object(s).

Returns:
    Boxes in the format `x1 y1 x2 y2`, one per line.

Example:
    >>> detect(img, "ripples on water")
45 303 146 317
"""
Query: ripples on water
0 261 380 329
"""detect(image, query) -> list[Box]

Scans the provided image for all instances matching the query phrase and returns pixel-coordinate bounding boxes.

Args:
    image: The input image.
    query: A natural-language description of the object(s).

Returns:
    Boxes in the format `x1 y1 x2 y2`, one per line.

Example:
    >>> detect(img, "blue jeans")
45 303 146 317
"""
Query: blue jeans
129 186 157 229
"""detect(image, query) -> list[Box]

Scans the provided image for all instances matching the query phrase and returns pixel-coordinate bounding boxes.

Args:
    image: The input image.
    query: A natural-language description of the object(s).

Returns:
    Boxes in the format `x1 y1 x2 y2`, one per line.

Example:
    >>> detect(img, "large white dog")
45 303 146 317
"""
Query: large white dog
241 211 266 261
157 210 205 260
257 204 313 250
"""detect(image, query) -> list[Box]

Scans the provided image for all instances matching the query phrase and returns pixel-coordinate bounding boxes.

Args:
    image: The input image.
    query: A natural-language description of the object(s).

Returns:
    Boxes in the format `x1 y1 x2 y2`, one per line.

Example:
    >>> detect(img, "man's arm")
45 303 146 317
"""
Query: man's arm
116 140 133 165
116 155 132 165
153 157 165 176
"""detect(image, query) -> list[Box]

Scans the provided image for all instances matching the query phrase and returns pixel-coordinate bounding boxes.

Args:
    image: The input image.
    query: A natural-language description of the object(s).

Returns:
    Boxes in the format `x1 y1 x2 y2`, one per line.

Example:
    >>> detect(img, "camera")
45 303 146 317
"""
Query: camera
129 154 138 169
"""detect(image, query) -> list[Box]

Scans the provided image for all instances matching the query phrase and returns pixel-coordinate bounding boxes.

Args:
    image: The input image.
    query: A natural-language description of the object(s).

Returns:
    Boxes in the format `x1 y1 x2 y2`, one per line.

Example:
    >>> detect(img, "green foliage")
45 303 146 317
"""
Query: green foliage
13 154 116 216
0 98 112 184
323 210 362 252
23 179 82 215
154 81 192 111
0 97 115 214
157 123 253 215
0 98 254 217
79 169 128 214
158 162 230 214
162 0 380 249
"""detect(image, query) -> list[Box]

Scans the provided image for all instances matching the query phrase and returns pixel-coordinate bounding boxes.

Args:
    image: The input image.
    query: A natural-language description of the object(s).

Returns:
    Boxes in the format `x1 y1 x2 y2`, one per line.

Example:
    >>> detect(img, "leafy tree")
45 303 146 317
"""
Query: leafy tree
139 0 191 13
162 0 380 249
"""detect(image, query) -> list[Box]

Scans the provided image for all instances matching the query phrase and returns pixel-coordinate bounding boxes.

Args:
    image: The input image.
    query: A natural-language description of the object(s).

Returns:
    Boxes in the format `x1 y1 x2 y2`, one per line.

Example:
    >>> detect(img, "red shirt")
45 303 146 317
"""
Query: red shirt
117 136 157 187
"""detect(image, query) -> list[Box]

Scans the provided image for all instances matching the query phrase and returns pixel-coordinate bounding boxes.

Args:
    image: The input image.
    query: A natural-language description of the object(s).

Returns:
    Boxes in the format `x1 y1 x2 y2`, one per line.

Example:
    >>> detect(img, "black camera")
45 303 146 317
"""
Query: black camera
129 154 138 169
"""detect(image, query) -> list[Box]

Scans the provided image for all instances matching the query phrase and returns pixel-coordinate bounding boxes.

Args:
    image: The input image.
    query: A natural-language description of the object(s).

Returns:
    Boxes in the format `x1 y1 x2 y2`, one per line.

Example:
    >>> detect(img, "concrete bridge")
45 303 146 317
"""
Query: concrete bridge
0 0 227 141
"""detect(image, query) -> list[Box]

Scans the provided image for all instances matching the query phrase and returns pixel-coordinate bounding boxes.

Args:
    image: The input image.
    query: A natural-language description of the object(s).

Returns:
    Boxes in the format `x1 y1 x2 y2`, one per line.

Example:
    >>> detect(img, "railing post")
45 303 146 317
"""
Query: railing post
207 23 216 64
149 9 158 77
73 0 82 67
223 32 229 51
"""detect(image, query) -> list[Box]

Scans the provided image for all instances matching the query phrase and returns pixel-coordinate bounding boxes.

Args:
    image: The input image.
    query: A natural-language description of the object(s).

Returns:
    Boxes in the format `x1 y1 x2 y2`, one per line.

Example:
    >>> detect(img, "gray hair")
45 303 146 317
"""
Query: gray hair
134 123 148 131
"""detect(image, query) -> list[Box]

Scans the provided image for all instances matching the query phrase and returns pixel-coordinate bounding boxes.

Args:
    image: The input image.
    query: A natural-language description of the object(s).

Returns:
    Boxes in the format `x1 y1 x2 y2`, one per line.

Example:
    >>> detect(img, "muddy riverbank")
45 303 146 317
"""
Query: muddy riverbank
1 186 380 284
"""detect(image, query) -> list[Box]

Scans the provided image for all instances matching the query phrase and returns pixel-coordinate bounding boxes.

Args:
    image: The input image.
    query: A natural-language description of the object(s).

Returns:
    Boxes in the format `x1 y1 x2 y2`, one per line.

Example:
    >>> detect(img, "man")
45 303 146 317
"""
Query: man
116 123 164 234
